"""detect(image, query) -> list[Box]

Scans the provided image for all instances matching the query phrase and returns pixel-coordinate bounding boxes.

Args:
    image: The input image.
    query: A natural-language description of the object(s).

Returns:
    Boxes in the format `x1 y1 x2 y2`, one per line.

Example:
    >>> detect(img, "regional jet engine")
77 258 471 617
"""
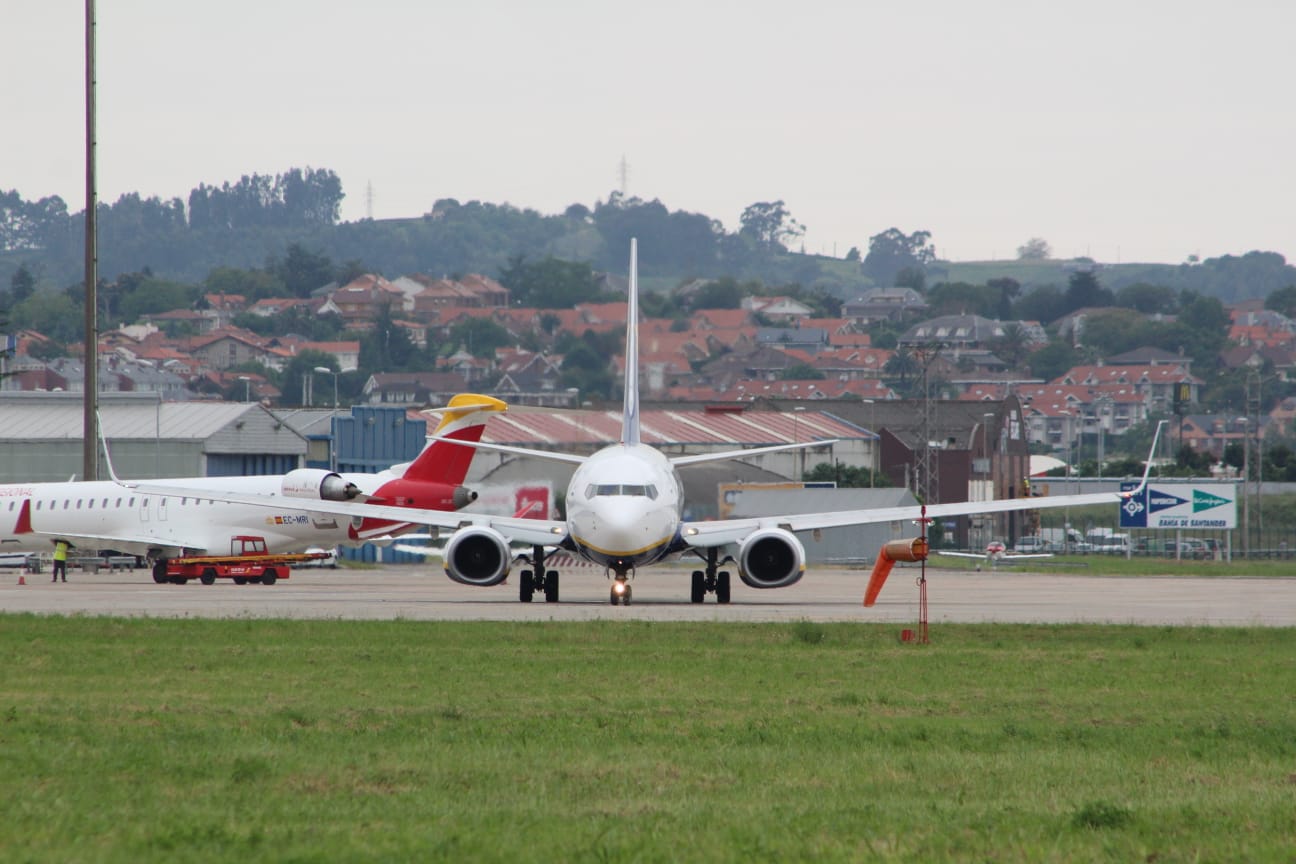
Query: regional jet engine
736 527 805 589
442 527 511 587
281 468 361 501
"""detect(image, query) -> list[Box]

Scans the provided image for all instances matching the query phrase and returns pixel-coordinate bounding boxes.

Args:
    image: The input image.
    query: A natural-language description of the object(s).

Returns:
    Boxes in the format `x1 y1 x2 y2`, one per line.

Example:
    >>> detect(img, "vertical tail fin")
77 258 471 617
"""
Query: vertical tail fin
402 394 507 483
621 238 640 446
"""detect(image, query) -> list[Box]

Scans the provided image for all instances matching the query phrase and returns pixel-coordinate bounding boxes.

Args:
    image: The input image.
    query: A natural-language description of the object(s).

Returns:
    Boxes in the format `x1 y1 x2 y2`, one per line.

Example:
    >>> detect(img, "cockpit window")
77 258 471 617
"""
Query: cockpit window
588 484 658 499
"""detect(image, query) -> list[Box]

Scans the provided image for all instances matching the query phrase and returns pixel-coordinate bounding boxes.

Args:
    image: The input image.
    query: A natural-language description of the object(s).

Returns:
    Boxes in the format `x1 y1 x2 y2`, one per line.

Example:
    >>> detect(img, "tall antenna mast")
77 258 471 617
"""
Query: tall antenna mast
82 0 99 481
618 155 629 197
365 180 374 220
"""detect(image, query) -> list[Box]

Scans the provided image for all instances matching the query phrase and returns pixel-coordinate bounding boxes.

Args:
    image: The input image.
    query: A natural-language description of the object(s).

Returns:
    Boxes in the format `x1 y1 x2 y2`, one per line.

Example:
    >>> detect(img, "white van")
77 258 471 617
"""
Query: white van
1086 531 1131 555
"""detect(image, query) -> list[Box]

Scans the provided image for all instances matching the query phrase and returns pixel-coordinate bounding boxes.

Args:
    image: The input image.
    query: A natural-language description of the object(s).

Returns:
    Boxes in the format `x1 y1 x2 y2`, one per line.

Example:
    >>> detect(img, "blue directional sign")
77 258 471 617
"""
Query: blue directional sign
1120 483 1236 529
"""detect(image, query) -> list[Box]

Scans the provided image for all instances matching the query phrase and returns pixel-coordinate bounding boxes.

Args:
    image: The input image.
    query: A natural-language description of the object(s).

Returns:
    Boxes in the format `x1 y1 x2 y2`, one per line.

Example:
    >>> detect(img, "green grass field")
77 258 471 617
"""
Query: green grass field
2 617 1293 862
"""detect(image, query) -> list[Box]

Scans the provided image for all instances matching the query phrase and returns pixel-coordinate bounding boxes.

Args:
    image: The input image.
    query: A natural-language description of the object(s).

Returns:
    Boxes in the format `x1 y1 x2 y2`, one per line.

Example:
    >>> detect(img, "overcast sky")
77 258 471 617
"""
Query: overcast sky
4 1 1293 266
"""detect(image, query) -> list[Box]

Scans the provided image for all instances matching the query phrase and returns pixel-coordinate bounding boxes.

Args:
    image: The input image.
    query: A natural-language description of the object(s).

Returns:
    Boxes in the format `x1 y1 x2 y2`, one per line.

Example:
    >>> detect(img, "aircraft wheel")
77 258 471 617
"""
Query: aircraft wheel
543 570 560 603
152 561 168 584
691 571 706 603
200 568 217 586
623 585 632 605
261 569 278 586
519 570 534 602
716 571 732 604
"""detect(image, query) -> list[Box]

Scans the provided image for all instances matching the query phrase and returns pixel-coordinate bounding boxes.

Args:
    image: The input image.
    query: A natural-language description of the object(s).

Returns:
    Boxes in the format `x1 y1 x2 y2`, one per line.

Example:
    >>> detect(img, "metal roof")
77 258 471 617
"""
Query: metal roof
482 408 870 448
0 398 255 441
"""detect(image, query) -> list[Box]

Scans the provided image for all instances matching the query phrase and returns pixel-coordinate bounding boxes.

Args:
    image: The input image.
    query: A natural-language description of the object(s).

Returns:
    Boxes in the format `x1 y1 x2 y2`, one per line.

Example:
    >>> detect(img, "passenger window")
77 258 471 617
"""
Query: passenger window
36 501 42 510
88 499 94 509
102 498 108 508
76 500 82 509
130 497 136 507
115 498 121 507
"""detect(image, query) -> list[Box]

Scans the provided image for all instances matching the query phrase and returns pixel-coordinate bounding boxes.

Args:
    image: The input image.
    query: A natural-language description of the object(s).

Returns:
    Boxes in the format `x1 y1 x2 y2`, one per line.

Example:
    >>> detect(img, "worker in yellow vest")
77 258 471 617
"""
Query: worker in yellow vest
52 539 70 583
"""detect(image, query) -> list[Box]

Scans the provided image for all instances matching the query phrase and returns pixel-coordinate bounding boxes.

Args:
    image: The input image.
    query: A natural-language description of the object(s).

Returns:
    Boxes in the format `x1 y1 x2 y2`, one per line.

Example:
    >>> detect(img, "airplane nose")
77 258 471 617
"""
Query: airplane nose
595 500 662 553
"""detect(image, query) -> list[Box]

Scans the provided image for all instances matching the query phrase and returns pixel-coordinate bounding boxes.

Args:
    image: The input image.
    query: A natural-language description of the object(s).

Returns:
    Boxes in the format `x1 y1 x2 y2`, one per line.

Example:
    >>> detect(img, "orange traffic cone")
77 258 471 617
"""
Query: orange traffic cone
18 575 26 585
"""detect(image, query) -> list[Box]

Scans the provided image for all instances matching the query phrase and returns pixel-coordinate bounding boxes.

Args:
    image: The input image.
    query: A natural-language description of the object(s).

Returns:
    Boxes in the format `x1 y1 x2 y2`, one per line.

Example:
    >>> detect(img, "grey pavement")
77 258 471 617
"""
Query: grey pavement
3 563 1294 626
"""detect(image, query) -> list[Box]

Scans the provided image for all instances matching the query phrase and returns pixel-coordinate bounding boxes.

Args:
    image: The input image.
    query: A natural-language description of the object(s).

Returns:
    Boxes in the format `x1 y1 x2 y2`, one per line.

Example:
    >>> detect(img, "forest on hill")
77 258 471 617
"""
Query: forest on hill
2 166 1294 304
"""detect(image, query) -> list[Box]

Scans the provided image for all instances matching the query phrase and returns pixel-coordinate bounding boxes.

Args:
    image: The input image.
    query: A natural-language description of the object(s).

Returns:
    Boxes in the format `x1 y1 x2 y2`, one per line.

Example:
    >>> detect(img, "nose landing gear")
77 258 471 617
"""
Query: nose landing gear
609 577 632 605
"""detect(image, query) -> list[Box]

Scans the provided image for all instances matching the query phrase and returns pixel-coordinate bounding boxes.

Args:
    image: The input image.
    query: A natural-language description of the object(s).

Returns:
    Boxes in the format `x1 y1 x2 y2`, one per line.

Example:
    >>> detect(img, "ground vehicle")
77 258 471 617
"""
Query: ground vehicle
1162 540 1210 560
1086 530 1131 555
1014 536 1048 554
1038 527 1088 552
299 547 339 568
156 536 328 585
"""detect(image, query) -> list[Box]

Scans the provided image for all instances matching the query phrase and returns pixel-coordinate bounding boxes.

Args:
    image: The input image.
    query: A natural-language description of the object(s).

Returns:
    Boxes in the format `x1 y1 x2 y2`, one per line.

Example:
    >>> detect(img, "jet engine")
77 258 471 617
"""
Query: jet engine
442 527 511 587
281 468 361 501
736 528 805 589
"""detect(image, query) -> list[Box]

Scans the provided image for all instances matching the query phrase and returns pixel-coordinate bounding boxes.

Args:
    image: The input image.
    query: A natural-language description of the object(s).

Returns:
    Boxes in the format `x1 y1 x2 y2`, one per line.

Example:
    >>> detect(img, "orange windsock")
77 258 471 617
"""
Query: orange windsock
863 537 928 607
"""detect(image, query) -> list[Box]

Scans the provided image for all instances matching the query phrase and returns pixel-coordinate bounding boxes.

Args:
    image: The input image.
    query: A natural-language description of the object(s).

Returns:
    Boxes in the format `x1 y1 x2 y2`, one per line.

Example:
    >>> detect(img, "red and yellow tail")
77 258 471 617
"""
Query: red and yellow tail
403 394 507 485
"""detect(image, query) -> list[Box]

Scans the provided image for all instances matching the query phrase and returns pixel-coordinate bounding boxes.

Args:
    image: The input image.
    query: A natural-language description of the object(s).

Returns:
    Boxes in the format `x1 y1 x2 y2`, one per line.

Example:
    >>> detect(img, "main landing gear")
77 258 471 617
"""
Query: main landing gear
518 545 559 603
690 547 732 604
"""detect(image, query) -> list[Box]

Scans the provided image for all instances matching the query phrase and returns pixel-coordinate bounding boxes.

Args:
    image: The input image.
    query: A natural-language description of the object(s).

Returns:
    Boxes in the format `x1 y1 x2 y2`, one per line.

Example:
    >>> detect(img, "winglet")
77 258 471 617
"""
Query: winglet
97 409 133 487
1121 420 1166 499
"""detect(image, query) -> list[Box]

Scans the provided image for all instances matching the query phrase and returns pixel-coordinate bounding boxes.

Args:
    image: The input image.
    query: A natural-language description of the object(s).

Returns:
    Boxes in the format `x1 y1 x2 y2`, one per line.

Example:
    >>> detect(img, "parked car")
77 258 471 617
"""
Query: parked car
1163 540 1209 560
1014 536 1049 554
300 547 339 568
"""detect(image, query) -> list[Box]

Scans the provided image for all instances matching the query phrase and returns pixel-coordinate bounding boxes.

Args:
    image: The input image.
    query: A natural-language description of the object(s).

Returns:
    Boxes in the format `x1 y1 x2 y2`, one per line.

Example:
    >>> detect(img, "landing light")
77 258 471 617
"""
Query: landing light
612 582 628 595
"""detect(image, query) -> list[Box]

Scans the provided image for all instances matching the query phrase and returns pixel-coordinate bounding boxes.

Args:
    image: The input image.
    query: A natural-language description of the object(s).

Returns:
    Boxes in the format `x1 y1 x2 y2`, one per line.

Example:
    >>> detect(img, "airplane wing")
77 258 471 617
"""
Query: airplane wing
676 484 1139 549
933 551 992 560
118 482 568 549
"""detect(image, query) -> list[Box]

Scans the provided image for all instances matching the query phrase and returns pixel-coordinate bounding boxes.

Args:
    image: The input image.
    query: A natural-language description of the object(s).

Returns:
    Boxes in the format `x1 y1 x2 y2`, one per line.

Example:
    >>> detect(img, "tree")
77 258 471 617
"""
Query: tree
738 200 804 251
279 350 342 406
1016 237 1052 260
1063 269 1114 314
861 228 936 287
358 303 417 371
689 277 749 310
1116 282 1177 315
803 461 890 487
447 317 513 359
498 254 601 308
271 243 336 297
844 246 861 262
559 335 616 401
8 263 36 305
988 277 1021 319
990 321 1032 368
1013 285 1068 325
1026 339 1082 381
1264 284 1296 318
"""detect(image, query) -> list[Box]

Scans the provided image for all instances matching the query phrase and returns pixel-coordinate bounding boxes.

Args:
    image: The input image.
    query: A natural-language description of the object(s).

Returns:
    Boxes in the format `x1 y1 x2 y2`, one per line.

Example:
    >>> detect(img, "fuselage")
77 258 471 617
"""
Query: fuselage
564 444 684 573
0 473 422 560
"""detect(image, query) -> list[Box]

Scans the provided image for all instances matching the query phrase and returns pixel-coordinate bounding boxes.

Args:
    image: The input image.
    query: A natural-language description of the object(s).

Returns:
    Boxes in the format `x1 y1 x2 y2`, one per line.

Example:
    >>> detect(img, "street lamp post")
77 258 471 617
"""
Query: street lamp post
237 375 250 403
1239 416 1250 559
861 398 876 487
314 366 339 409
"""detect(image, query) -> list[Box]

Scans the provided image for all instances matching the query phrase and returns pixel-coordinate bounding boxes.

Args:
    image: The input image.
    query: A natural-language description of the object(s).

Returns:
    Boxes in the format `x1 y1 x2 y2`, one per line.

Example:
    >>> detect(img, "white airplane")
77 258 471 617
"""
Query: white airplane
0 394 505 580
136 241 1165 606
936 539 1053 570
